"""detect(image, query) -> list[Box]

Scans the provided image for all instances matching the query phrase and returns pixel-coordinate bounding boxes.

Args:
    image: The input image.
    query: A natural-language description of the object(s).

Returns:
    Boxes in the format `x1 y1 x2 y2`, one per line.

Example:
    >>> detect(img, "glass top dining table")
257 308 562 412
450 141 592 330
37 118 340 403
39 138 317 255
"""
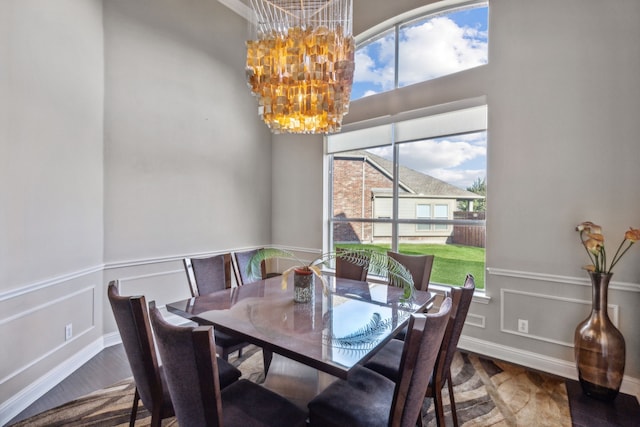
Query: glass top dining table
165 274 435 379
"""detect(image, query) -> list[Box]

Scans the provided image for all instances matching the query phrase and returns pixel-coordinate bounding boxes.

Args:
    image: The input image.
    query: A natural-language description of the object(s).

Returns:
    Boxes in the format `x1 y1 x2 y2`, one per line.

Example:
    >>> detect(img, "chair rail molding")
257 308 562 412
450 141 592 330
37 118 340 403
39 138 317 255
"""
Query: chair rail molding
0 265 103 302
487 267 640 293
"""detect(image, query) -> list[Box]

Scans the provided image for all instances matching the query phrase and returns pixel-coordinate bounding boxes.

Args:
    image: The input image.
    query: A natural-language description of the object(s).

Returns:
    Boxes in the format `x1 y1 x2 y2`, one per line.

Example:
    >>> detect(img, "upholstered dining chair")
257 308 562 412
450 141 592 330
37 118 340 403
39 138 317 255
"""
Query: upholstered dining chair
107 281 240 427
184 253 232 297
335 247 369 281
232 248 264 286
387 251 435 341
232 247 280 375
232 248 280 286
364 274 476 427
387 251 435 292
307 298 452 427
183 254 250 361
148 304 308 427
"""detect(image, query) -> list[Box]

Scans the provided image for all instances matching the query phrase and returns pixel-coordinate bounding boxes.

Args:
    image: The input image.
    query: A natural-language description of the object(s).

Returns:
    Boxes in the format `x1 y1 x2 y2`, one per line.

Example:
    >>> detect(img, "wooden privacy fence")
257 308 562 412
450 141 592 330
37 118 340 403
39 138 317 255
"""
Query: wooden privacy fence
452 212 486 248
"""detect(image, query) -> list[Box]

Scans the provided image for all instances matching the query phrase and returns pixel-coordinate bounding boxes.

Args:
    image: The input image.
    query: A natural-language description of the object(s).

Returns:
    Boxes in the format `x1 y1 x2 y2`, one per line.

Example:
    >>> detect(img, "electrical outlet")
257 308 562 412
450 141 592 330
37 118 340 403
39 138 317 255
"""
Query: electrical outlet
518 319 528 334
65 323 73 341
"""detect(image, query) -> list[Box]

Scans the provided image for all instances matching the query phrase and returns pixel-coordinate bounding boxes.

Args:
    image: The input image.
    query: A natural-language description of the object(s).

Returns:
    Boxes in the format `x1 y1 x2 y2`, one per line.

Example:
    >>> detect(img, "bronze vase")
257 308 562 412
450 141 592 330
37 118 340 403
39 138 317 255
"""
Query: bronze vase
574 271 626 401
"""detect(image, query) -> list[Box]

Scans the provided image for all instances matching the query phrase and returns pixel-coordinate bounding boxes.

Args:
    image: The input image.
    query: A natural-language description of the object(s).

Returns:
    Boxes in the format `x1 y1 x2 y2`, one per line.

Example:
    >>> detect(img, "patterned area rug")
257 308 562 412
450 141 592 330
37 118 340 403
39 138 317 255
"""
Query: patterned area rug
10 348 571 426
423 352 571 426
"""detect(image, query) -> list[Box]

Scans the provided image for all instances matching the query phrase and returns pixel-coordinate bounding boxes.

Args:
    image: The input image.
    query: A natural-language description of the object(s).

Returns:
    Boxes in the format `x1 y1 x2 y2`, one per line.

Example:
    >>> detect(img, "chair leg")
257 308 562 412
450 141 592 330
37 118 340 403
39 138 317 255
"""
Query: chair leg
433 384 446 427
150 406 163 427
262 349 273 375
129 388 140 427
447 371 459 427
238 347 243 358
219 346 229 361
416 407 425 427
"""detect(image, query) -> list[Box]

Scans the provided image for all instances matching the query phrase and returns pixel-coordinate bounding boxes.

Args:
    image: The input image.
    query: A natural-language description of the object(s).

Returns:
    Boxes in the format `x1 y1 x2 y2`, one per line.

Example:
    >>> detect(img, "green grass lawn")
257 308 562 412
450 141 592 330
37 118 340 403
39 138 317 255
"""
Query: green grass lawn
335 243 485 290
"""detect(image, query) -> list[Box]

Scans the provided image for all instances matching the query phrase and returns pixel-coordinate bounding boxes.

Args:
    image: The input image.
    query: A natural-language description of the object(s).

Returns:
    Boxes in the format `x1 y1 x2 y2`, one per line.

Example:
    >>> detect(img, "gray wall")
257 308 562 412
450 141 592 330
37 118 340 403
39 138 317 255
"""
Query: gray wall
484 1 640 385
1 0 273 421
101 0 274 331
103 0 273 263
0 0 105 413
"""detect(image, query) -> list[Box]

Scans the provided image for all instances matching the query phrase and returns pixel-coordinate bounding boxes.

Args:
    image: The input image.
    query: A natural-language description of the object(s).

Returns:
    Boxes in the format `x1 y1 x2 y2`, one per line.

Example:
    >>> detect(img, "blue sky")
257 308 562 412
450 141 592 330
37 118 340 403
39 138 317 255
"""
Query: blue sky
353 6 488 190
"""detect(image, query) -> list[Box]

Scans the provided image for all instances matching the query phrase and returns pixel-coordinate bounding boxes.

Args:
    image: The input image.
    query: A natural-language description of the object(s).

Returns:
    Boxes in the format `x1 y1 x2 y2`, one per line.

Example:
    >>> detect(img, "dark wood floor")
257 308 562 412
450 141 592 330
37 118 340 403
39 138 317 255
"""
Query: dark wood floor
567 381 640 427
9 344 640 426
9 345 132 425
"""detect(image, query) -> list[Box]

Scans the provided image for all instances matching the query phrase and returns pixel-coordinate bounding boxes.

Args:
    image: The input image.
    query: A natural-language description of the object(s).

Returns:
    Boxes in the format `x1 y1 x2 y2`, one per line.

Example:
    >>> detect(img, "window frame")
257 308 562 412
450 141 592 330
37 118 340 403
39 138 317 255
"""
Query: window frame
324 0 488 290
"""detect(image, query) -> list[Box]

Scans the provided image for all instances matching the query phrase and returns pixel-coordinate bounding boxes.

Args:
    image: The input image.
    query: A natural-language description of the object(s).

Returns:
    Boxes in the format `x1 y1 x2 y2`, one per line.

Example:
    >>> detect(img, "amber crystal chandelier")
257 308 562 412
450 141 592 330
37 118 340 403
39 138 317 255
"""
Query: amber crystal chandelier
246 0 355 134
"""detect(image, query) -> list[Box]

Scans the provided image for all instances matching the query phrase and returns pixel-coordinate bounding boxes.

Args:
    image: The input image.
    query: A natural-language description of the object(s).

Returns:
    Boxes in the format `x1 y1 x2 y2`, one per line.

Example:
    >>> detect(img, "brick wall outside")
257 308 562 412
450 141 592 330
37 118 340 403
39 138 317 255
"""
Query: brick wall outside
333 158 393 243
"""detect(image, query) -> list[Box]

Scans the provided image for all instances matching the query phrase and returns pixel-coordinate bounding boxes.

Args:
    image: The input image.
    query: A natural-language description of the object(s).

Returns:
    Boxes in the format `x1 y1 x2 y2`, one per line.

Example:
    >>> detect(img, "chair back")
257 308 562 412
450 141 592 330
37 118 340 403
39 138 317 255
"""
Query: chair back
107 281 164 414
335 248 369 281
149 303 224 427
387 251 434 291
233 248 266 286
433 274 476 387
184 254 232 297
390 297 452 427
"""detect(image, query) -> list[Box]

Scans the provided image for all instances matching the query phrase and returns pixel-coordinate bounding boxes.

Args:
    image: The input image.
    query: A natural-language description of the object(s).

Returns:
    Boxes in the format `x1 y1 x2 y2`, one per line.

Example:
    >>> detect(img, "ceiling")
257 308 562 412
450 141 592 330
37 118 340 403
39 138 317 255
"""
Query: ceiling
218 0 253 21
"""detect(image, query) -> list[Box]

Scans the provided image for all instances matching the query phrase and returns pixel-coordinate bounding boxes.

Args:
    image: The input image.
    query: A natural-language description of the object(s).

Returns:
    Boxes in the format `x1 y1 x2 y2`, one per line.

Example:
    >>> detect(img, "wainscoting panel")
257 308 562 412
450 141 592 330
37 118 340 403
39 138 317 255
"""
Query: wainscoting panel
117 268 190 308
500 288 619 347
465 313 486 329
0 286 96 387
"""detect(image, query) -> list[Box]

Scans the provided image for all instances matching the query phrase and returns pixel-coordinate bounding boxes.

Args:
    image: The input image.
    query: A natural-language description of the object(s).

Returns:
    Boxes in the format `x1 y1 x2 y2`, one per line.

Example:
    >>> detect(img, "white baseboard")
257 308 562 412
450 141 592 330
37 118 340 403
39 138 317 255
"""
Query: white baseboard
459 335 640 400
102 331 123 348
0 338 104 427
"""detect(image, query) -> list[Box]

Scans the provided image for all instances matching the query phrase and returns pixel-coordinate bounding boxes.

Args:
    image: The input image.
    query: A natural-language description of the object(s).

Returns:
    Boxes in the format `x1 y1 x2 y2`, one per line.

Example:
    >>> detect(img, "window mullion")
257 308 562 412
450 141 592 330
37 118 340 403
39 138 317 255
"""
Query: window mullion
394 24 399 90
391 124 399 252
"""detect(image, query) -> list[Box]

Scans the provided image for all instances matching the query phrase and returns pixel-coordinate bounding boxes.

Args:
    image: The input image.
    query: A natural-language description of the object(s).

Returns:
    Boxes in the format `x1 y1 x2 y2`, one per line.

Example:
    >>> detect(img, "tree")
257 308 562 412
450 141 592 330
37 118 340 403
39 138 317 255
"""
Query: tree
458 177 486 212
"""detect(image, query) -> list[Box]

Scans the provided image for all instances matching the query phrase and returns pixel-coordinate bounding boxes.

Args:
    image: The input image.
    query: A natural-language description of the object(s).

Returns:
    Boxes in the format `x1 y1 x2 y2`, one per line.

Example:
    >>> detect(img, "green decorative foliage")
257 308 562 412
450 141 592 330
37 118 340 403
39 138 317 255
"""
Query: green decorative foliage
328 313 396 353
248 248 416 300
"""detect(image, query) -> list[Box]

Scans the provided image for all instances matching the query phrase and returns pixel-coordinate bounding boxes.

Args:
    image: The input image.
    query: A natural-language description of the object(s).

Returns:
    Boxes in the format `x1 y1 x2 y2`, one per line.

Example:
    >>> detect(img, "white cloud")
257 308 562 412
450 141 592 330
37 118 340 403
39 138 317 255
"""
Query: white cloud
453 132 487 146
368 146 393 158
399 139 486 171
427 168 486 189
398 17 488 85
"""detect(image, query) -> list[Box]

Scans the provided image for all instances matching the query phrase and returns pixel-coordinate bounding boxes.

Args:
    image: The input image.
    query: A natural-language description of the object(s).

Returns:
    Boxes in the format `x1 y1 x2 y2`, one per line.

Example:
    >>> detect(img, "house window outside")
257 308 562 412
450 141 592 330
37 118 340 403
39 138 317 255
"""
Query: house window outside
416 204 431 231
434 204 449 231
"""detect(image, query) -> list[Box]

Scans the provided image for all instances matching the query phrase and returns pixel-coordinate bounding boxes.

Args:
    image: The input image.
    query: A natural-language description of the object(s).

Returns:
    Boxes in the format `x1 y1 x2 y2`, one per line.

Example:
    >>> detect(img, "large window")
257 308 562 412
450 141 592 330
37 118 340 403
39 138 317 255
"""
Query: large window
327 106 487 289
352 4 488 100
